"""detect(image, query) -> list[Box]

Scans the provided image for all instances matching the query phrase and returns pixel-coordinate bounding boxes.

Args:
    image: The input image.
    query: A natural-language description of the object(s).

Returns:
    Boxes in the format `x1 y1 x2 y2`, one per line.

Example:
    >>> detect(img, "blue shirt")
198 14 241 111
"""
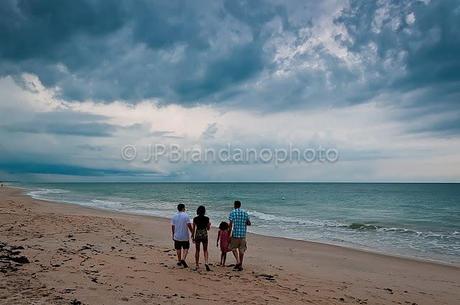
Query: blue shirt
229 208 250 238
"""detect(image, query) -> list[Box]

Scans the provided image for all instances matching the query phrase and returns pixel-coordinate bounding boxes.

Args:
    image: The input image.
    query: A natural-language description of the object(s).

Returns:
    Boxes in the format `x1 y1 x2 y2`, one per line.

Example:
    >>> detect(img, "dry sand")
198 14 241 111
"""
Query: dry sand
0 186 459 305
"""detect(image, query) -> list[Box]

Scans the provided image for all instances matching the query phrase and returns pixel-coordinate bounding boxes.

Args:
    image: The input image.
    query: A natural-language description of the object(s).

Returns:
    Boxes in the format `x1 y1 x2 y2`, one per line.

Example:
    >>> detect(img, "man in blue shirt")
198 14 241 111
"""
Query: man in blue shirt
229 200 251 271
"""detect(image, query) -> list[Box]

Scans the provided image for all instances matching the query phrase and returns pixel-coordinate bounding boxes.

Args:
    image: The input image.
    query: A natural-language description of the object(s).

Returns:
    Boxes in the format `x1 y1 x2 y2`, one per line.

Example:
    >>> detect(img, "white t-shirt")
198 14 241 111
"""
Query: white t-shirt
171 211 191 241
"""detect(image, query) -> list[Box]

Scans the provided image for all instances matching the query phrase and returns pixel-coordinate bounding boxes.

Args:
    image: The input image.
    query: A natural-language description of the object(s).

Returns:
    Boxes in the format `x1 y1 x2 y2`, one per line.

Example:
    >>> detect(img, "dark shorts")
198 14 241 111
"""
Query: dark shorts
174 240 190 250
195 237 208 244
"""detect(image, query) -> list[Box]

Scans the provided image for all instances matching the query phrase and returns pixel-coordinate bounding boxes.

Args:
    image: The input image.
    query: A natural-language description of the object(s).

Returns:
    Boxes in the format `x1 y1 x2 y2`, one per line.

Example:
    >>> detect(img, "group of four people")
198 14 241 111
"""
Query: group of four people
171 200 251 271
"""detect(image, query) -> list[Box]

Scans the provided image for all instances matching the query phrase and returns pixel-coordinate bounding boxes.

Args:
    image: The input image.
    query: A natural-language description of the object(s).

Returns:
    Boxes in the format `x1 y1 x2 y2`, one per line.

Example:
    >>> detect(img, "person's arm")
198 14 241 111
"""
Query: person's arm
207 220 211 231
246 212 251 226
190 222 195 242
217 230 220 247
229 212 234 237
187 215 194 238
171 225 175 240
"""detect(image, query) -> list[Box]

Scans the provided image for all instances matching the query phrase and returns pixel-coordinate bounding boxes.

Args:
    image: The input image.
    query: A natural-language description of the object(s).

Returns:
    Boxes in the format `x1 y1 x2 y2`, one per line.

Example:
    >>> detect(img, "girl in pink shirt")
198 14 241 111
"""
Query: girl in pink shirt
217 221 231 266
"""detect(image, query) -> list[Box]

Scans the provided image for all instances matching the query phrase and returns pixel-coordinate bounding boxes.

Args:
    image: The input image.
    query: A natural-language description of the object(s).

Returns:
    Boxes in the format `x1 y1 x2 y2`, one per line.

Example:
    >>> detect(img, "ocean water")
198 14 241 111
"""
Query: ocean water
13 182 460 265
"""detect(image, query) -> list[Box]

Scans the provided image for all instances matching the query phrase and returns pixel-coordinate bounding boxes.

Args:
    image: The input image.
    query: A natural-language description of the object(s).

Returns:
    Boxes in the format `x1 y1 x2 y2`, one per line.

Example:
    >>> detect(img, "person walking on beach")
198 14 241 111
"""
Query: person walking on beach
216 221 231 266
229 200 251 271
171 203 193 268
192 205 211 271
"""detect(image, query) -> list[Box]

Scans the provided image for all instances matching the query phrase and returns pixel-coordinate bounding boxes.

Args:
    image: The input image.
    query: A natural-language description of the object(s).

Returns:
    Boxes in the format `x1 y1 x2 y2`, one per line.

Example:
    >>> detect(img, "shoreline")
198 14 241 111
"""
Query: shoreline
11 184 459 268
1 185 459 305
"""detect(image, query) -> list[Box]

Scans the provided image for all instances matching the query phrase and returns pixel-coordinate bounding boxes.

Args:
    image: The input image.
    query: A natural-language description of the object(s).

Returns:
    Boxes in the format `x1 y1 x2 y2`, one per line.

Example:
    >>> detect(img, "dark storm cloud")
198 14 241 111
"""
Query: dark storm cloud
336 0 460 104
223 0 289 34
0 161 159 176
0 0 272 103
76 144 104 152
326 0 460 136
3 121 117 137
0 0 125 61
1 110 158 137
174 43 265 101
0 0 459 134
1 110 118 137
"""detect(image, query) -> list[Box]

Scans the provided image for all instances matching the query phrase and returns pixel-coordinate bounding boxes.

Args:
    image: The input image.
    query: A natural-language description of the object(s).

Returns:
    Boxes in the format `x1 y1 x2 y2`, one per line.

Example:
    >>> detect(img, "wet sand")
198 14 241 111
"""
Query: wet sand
1 186 459 305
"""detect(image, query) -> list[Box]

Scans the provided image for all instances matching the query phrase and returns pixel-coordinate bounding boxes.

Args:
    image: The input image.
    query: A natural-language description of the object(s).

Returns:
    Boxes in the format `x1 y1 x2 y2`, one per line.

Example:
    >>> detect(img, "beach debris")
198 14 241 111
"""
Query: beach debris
0 241 29 273
256 273 276 281
70 299 82 305
10 255 29 264
384 288 394 294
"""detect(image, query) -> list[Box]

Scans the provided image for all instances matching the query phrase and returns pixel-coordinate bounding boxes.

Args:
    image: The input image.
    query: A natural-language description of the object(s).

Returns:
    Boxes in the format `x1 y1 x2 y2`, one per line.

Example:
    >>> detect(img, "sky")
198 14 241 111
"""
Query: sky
1 0 460 182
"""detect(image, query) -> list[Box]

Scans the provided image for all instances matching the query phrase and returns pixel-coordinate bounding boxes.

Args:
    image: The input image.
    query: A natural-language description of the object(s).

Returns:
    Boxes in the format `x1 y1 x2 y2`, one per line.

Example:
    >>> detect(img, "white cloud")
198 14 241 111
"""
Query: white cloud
406 12 416 25
2 74 460 181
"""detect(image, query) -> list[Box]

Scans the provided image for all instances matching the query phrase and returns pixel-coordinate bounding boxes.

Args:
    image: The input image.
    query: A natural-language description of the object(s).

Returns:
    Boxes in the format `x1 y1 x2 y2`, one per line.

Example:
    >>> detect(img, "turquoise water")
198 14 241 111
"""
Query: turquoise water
14 182 460 264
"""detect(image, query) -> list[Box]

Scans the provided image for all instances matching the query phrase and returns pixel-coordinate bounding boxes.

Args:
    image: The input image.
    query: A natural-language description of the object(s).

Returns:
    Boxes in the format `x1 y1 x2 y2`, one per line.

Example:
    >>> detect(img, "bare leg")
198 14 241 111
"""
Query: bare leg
182 248 189 261
222 252 227 266
195 242 200 268
239 252 245 268
232 249 240 265
203 242 209 265
203 241 211 271
176 249 182 262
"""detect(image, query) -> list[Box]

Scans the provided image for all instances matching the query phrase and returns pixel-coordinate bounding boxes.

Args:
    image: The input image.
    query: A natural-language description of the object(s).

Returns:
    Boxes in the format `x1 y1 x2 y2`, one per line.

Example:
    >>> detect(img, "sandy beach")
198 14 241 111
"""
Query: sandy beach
0 186 459 305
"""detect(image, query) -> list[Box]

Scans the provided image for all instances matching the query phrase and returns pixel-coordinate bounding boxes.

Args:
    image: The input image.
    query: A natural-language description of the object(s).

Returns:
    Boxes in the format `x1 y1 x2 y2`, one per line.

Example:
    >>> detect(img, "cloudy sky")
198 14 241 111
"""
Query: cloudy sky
1 0 459 182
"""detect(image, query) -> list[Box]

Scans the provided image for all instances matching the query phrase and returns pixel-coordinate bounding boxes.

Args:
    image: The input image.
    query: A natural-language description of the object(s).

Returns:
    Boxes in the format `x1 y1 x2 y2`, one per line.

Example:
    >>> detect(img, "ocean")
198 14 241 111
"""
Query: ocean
13 182 460 265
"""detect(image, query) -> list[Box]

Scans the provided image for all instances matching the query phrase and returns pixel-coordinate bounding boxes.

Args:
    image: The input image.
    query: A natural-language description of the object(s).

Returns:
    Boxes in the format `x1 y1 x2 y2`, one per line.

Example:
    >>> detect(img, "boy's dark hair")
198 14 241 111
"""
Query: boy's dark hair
197 205 206 216
219 221 229 230
177 203 185 211
234 200 241 208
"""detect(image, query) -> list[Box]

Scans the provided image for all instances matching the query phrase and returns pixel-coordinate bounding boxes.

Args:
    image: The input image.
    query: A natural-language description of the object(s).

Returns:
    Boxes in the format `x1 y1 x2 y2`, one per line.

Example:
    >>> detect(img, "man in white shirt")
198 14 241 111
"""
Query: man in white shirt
171 203 193 267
